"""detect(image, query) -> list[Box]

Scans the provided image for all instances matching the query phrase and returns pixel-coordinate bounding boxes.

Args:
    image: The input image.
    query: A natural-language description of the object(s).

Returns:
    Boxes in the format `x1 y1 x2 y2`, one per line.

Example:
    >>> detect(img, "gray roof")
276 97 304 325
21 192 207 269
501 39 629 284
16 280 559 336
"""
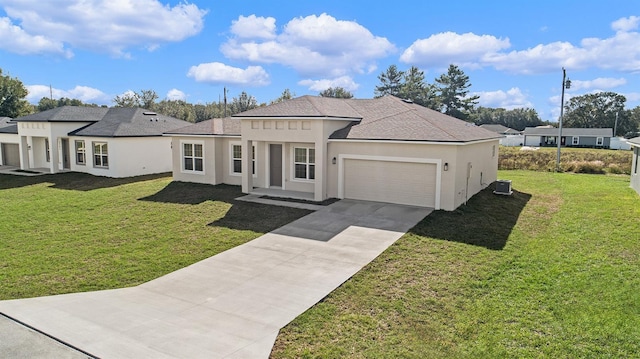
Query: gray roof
69 108 192 137
13 106 109 122
0 117 17 134
523 127 613 137
165 117 241 136
479 124 520 134
628 137 640 146
236 95 501 143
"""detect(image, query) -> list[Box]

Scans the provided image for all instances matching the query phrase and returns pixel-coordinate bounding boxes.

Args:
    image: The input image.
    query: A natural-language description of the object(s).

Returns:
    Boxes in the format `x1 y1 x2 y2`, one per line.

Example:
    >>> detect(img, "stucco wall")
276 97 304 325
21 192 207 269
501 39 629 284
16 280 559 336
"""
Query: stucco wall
453 140 499 209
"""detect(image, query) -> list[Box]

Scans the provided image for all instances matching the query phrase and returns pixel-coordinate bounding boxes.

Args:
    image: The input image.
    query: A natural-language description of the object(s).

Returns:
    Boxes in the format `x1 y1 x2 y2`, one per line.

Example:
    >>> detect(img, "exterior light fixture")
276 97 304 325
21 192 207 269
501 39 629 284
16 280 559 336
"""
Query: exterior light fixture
332 157 336 165
444 162 448 171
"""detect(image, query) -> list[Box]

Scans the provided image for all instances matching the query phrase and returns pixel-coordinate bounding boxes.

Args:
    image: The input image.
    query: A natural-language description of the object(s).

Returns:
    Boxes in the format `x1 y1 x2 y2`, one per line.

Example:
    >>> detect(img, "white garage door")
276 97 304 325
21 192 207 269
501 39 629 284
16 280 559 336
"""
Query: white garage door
1 143 20 166
343 159 437 207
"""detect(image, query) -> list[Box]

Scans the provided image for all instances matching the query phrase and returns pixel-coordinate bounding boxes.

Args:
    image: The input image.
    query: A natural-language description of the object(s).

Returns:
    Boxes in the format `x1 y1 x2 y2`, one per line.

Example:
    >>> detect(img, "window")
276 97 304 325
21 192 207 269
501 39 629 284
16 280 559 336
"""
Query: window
45 138 50 162
75 140 86 165
294 147 315 180
596 137 604 146
572 136 579 145
183 143 203 172
93 142 108 168
231 144 255 175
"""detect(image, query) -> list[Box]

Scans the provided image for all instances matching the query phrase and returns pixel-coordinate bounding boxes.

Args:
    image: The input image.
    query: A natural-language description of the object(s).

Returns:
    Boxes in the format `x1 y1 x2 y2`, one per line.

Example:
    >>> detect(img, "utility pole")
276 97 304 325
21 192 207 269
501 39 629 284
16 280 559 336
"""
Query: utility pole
614 111 619 137
556 68 571 172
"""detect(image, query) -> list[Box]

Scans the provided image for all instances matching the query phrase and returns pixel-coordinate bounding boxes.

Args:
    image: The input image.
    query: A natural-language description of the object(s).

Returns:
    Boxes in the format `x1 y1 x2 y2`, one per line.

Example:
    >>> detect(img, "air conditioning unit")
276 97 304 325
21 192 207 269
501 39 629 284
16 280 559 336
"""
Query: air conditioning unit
494 180 512 195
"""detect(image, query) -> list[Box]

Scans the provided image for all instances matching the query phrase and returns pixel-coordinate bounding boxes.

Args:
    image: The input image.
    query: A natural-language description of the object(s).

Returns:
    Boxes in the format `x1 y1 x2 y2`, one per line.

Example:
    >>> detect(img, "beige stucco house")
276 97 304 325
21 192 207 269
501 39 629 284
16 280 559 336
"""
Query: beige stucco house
11 106 190 177
166 95 502 211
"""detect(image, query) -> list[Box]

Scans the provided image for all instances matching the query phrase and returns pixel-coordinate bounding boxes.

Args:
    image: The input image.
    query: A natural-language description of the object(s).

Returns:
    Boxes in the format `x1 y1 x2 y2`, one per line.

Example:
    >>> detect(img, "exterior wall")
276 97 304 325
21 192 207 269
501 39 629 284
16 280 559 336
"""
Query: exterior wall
631 145 640 195
169 136 242 186
564 136 610 148
524 135 541 147
67 136 173 178
500 134 524 147
326 140 498 211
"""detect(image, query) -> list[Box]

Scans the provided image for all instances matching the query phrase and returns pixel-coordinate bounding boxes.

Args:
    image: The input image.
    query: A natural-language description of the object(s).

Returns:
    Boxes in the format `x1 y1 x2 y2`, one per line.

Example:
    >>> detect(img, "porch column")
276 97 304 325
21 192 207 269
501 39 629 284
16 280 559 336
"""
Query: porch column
241 139 253 194
19 136 29 170
49 136 59 174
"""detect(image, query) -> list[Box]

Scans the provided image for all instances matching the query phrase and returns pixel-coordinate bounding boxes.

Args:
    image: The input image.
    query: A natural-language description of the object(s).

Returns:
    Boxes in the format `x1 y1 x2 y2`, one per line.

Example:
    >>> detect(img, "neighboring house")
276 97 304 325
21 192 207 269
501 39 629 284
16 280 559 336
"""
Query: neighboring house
523 127 613 148
0 117 20 166
629 137 640 195
12 106 191 177
166 95 501 210
479 124 523 147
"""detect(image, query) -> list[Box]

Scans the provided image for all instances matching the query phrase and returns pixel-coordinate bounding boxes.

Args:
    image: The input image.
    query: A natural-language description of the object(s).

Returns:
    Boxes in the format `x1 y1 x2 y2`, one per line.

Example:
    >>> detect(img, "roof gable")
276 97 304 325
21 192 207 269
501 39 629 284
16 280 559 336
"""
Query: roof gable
233 95 363 120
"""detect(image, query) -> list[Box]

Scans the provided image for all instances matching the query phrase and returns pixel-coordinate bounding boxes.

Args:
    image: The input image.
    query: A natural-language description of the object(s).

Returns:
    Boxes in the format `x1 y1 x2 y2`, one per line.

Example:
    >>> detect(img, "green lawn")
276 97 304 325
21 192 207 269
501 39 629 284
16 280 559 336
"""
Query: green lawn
0 173 312 300
271 171 640 358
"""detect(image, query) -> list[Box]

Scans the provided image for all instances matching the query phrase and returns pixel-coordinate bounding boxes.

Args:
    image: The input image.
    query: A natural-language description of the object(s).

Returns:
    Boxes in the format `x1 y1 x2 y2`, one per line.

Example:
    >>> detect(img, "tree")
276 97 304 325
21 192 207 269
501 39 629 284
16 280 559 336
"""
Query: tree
398 66 440 110
271 88 295 104
0 69 32 117
470 106 544 131
36 97 97 112
230 91 258 114
562 92 628 135
624 106 640 138
319 87 354 98
435 64 479 121
113 89 158 109
374 64 404 97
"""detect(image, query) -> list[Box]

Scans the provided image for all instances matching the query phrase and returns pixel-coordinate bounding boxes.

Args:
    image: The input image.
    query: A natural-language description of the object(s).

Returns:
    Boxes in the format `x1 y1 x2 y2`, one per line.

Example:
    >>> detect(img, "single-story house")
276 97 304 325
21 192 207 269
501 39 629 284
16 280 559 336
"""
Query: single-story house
523 127 613 148
629 137 640 195
479 124 523 147
166 95 502 210
11 106 191 177
0 117 20 166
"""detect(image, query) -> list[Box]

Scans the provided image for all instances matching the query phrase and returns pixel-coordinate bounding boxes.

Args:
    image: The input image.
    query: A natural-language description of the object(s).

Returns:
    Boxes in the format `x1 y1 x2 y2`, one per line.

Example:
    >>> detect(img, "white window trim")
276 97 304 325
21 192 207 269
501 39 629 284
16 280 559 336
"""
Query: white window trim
75 140 86 165
291 146 315 182
229 142 256 177
181 140 205 174
596 137 604 146
92 142 109 169
572 136 579 145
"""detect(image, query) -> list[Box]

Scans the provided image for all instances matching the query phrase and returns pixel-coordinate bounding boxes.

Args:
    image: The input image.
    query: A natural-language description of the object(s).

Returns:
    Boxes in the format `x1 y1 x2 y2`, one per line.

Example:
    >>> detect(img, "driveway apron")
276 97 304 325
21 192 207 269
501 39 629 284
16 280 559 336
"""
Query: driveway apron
0 200 432 358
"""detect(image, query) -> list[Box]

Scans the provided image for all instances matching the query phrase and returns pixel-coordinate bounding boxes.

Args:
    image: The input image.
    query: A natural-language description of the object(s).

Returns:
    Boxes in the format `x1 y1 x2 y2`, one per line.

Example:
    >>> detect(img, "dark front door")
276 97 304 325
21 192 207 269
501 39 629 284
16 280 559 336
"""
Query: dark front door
269 144 282 187
61 139 70 169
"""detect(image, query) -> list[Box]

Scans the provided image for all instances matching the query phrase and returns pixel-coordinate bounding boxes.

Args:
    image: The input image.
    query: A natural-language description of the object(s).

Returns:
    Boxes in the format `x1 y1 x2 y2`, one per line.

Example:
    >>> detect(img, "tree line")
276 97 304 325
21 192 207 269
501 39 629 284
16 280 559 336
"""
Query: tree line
1 66 639 137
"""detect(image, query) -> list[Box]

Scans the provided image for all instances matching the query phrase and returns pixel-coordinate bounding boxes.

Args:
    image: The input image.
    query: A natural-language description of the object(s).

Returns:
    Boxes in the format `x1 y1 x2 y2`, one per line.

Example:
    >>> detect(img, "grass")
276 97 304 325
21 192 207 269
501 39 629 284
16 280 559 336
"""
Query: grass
271 170 640 358
499 146 633 174
0 172 312 300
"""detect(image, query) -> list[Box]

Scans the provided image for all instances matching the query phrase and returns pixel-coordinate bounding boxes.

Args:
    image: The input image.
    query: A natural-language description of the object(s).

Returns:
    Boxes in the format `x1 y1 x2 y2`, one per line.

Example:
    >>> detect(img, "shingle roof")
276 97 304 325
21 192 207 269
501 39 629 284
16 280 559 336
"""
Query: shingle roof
69 108 191 137
523 127 613 137
165 117 241 136
13 106 109 122
0 117 17 134
479 124 520 134
234 95 501 142
628 136 640 146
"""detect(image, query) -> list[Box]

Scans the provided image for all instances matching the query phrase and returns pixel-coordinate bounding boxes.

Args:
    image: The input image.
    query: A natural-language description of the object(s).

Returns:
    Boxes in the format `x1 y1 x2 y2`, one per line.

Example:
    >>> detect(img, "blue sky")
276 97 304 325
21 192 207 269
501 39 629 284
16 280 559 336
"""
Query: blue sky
1 0 638 121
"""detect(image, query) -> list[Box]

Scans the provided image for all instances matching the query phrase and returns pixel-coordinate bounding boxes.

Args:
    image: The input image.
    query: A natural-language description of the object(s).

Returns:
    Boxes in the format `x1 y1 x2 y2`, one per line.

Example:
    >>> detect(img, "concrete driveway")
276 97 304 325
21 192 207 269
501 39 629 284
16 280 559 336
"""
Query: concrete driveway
0 199 432 358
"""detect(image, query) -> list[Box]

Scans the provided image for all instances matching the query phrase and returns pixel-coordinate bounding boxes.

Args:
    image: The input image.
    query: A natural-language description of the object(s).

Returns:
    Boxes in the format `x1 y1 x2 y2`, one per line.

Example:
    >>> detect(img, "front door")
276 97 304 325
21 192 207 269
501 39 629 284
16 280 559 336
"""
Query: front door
269 144 282 187
61 139 70 169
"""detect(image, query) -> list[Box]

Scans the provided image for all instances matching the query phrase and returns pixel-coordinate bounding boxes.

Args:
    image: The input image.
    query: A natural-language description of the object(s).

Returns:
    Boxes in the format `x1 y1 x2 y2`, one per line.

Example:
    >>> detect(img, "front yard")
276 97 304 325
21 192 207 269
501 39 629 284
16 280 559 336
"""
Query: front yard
0 173 311 299
1 171 638 358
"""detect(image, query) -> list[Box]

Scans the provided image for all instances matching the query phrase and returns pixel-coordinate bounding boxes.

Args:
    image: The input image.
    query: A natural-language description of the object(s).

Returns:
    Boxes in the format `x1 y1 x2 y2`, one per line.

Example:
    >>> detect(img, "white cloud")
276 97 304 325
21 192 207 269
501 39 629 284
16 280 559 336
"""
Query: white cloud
230 15 276 39
570 77 627 91
400 32 510 68
221 13 395 77
0 17 71 57
474 88 533 109
166 89 186 101
187 62 270 86
298 76 359 92
612 16 640 32
26 84 109 103
0 0 207 57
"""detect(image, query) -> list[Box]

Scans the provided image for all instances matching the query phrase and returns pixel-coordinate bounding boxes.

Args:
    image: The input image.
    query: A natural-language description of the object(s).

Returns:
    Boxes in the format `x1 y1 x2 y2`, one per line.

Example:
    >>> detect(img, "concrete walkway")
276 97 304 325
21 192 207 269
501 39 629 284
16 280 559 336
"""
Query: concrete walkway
0 200 432 358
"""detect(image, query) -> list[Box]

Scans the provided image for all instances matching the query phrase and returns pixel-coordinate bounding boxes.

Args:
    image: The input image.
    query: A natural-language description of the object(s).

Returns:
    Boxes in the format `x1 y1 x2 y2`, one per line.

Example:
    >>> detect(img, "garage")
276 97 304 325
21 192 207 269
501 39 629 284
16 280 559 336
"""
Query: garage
342 157 439 208
1 143 20 166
